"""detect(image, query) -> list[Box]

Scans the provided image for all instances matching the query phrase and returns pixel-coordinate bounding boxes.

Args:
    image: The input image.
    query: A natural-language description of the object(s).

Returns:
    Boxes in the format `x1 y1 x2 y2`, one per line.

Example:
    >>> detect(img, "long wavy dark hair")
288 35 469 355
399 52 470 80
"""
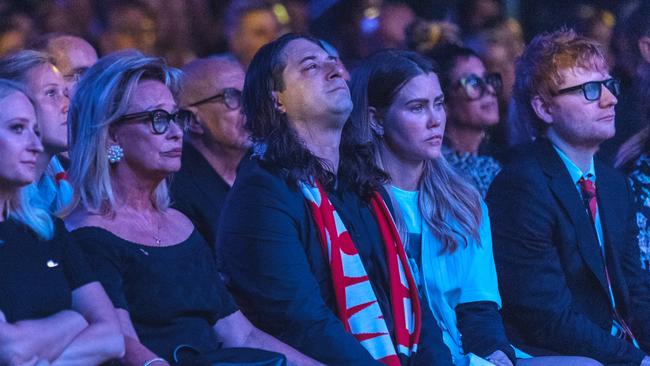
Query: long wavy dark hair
242 33 388 199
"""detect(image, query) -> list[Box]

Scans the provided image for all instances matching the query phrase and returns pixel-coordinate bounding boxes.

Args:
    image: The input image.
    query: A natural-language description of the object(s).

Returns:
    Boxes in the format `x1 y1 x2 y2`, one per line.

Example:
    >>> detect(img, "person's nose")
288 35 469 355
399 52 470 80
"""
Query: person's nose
28 129 44 154
61 88 71 115
599 83 617 108
167 118 184 139
427 106 446 129
326 57 344 80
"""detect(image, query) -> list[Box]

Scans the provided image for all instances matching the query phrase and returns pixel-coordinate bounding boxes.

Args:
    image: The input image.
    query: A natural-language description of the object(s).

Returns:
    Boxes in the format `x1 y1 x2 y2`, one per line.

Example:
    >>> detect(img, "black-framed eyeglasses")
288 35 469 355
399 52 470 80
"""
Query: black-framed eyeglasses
554 78 621 101
118 109 192 134
456 73 502 100
188 87 242 110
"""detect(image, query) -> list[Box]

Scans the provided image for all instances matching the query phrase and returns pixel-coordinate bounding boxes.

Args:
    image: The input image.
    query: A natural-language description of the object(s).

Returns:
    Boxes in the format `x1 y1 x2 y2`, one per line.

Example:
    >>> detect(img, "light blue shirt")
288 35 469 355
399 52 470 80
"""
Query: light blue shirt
390 186 503 366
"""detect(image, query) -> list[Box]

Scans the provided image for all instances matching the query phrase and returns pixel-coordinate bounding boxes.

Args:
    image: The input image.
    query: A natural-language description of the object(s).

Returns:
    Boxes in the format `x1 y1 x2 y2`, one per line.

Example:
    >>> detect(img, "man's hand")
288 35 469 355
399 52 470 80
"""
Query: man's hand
640 355 650 366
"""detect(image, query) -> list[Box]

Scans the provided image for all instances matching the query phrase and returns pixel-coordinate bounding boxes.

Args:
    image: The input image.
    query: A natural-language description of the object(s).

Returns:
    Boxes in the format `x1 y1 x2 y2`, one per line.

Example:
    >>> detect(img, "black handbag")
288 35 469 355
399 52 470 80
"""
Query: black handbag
173 345 287 366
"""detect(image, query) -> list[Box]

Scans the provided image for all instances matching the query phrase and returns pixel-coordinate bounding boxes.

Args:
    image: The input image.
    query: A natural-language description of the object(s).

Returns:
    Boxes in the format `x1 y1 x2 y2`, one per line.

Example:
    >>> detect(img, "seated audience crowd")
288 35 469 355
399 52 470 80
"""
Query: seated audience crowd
3 1 650 365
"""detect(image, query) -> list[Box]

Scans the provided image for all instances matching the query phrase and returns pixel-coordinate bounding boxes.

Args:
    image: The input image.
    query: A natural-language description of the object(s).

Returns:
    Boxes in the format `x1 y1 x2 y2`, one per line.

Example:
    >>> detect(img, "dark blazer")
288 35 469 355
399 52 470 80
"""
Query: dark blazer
217 156 453 366
486 139 650 365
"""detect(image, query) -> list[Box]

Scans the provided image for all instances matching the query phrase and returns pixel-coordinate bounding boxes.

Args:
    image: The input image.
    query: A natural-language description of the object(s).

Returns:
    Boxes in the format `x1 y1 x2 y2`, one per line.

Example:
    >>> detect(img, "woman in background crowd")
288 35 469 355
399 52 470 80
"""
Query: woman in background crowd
0 50 73 213
0 78 123 366
617 116 650 271
428 44 503 197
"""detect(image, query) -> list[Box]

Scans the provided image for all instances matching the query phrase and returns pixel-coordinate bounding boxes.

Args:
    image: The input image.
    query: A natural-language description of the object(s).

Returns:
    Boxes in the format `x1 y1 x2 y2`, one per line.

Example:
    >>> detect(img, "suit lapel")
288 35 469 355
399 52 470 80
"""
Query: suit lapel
594 160 629 306
535 141 609 294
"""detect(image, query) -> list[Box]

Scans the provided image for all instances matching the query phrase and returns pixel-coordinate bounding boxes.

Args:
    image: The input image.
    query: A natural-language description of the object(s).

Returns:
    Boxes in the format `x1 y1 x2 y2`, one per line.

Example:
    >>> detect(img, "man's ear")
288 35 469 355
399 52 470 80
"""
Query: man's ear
271 91 286 114
639 36 650 64
185 106 204 135
531 95 554 126
368 107 384 137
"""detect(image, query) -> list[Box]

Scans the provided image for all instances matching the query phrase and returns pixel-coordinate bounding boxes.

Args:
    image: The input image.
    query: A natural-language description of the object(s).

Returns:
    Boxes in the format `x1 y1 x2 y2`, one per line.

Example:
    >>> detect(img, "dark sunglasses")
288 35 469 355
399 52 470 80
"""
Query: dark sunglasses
118 109 192 134
456 73 502 100
188 87 242 110
554 78 621 101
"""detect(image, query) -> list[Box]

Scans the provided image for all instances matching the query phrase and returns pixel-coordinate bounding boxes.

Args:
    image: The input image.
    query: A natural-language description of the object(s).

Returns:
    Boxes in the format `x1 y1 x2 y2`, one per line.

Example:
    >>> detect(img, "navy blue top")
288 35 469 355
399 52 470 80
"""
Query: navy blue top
73 227 238 361
217 156 452 366
0 218 95 322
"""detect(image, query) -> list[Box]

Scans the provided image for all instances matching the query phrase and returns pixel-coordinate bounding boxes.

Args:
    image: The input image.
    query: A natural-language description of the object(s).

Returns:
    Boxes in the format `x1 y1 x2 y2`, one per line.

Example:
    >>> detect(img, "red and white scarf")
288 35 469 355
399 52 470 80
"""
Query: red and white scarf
300 181 421 365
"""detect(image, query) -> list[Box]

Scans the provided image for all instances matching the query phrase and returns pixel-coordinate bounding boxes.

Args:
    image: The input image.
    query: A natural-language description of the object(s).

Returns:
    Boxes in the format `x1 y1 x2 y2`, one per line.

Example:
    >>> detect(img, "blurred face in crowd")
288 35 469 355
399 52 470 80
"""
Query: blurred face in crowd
275 38 352 130
24 63 69 155
110 80 184 180
539 64 617 150
379 3 415 48
184 60 251 151
48 36 98 94
381 73 446 165
0 91 43 190
101 6 157 56
446 55 500 130
230 8 281 67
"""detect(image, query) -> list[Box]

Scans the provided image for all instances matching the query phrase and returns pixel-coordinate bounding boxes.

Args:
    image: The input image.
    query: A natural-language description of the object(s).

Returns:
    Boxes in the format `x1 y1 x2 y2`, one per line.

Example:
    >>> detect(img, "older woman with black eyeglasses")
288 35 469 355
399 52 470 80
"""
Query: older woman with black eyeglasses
427 44 504 197
63 50 322 366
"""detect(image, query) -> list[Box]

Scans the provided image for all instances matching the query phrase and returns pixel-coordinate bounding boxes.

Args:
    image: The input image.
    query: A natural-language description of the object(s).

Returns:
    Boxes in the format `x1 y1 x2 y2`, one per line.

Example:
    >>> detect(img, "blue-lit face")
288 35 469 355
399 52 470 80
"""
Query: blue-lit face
446 56 499 130
546 66 616 149
110 80 183 178
383 72 446 164
276 39 352 128
0 91 42 189
25 63 69 155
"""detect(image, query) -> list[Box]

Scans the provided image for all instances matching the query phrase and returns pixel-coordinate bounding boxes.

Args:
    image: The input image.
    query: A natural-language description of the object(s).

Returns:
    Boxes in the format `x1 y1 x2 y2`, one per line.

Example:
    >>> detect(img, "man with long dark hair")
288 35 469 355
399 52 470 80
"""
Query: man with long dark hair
217 33 452 365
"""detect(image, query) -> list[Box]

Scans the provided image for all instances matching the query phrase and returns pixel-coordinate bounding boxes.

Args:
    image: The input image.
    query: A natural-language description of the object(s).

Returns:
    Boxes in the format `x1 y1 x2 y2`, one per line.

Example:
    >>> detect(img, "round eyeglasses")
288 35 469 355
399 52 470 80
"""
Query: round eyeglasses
118 109 193 134
553 78 621 101
188 87 242 110
456 73 503 100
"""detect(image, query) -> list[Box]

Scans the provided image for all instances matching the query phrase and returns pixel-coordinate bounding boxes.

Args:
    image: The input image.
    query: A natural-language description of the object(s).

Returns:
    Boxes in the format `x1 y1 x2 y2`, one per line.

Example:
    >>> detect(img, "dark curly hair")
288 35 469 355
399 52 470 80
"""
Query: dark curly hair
242 33 388 199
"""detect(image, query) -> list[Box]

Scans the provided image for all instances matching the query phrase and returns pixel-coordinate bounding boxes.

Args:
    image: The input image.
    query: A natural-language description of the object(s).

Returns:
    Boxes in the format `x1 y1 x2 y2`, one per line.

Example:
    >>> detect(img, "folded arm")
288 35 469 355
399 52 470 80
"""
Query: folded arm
50 282 124 366
0 309 86 365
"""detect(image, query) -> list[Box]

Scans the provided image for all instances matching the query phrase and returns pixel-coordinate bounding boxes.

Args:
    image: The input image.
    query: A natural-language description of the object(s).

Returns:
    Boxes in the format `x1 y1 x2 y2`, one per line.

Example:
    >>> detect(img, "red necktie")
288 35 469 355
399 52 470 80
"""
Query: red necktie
578 175 639 346
578 176 597 221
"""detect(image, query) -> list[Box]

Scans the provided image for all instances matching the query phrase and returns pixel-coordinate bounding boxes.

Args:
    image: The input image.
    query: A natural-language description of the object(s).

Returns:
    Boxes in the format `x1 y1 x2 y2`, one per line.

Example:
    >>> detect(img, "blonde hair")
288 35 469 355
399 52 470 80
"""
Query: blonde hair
66 50 182 215
0 79 54 240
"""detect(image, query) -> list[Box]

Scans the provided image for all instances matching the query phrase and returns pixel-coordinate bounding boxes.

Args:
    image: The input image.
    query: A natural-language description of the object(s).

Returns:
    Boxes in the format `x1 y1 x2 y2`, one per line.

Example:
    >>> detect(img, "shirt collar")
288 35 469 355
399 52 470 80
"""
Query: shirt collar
552 144 596 184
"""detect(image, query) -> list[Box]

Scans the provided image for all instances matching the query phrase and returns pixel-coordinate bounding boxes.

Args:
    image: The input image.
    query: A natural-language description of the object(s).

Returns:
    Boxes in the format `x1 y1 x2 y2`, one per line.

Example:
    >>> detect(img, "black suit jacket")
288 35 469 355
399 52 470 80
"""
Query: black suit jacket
486 139 650 365
170 142 231 255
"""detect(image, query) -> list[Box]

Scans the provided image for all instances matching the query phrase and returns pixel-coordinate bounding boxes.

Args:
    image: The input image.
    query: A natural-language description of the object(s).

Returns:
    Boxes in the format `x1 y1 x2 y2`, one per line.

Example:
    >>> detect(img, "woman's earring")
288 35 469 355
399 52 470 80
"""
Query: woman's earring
107 144 124 164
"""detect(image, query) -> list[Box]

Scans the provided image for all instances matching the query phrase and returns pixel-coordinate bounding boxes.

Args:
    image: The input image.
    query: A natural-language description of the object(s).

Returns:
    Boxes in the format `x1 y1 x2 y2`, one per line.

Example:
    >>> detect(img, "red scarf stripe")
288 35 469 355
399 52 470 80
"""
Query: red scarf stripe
301 182 421 363
370 192 422 348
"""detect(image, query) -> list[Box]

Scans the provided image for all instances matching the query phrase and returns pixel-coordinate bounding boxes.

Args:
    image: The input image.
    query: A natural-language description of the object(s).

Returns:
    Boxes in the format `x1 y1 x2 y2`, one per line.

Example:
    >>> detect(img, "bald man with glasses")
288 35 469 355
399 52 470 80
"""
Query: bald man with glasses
171 56 251 253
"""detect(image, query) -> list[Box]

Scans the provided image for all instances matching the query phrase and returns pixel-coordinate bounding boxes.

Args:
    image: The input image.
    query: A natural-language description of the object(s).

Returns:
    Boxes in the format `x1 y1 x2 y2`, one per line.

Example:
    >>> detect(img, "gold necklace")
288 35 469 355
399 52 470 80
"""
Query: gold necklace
128 210 163 246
